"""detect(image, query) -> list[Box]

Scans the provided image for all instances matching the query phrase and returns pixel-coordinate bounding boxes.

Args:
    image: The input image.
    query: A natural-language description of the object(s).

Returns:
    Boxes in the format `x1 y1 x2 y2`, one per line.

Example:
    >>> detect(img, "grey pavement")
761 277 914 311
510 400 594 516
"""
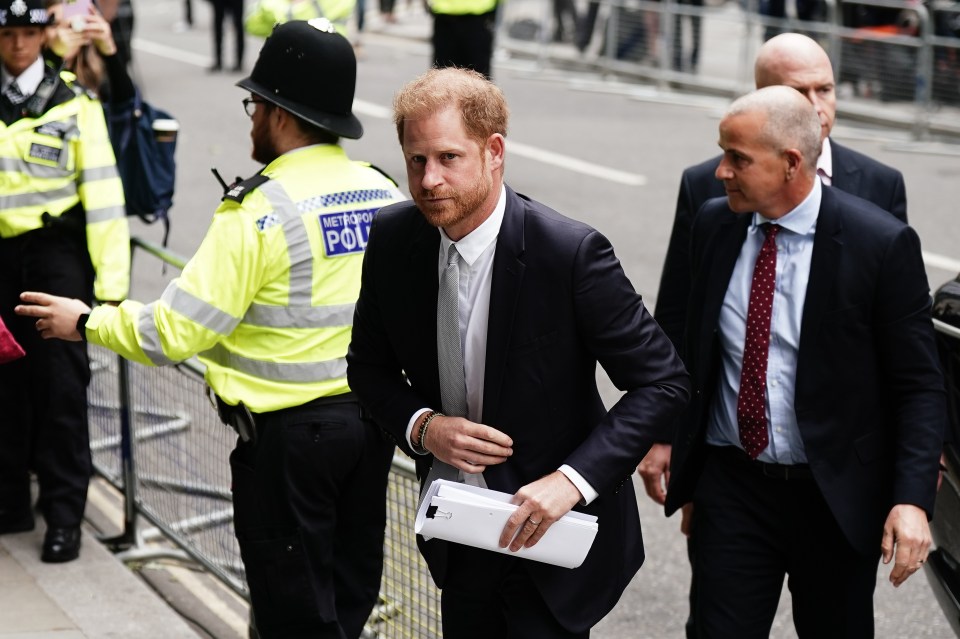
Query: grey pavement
0 522 198 638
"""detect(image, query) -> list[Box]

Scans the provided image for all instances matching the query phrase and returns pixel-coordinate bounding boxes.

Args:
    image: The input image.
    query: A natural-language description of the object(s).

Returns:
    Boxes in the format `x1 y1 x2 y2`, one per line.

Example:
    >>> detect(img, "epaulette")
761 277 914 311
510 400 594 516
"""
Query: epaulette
223 173 271 203
358 161 399 187
57 70 90 98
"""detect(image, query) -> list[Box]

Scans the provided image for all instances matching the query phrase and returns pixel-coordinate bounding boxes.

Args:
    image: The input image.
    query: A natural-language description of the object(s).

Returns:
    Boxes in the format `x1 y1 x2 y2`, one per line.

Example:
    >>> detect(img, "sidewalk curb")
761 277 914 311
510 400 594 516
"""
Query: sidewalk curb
0 524 199 639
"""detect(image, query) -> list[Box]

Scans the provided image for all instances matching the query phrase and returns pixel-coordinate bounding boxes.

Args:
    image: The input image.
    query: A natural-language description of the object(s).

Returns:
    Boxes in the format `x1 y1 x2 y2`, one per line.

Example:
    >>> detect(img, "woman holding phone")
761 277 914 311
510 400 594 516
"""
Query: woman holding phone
45 0 135 104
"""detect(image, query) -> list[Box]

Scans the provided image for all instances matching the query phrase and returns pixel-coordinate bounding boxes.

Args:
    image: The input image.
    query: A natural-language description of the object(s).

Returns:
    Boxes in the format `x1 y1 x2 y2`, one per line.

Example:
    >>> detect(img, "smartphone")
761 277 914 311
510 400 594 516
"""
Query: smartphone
61 0 92 25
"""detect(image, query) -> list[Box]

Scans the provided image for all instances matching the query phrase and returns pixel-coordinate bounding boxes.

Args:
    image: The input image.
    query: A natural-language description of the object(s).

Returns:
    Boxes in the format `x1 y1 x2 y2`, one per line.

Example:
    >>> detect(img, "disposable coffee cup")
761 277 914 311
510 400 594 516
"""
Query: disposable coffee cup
152 119 179 144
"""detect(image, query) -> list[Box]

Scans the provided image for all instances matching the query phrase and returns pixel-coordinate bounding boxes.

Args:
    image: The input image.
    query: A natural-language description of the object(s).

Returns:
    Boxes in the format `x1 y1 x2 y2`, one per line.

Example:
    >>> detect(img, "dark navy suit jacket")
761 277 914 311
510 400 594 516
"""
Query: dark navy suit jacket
664 186 943 555
347 186 690 632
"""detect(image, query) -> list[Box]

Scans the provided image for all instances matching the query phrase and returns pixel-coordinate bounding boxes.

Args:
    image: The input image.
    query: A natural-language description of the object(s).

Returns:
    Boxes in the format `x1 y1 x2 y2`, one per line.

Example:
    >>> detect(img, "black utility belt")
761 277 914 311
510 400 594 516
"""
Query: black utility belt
711 445 814 481
214 392 361 444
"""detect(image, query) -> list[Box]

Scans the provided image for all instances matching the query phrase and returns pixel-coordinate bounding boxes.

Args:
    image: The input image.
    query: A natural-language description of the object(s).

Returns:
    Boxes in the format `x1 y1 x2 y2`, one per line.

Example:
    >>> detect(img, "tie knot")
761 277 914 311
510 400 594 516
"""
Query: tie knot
446 243 460 266
761 223 780 239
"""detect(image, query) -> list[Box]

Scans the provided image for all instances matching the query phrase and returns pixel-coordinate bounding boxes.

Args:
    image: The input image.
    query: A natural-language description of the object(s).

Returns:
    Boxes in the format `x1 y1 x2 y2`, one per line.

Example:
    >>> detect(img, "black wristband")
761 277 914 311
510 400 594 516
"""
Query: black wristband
75 313 89 341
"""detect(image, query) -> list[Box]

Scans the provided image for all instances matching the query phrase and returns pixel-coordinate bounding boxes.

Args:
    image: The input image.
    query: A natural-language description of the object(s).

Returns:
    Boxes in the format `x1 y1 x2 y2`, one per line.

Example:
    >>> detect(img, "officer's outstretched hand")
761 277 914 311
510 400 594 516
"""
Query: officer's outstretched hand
15 292 91 342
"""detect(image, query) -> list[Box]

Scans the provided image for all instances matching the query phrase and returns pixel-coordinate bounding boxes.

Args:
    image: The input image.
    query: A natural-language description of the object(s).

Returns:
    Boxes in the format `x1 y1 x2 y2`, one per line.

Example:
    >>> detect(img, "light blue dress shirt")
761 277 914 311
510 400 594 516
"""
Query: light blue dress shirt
705 180 822 464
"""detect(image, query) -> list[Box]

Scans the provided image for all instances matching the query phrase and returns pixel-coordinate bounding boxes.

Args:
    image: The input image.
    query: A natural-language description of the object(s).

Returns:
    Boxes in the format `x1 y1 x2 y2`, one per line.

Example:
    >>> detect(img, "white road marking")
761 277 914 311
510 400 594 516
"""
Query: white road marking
137 39 646 185
508 140 647 186
132 39 210 68
353 99 393 120
923 251 960 274
350 103 647 186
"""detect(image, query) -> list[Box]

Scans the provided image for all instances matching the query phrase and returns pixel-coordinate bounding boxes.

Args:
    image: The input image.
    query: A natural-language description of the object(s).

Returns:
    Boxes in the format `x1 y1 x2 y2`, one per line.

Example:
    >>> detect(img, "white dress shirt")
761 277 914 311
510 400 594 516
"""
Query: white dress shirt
2 56 45 99
817 137 833 185
706 179 821 464
407 186 598 502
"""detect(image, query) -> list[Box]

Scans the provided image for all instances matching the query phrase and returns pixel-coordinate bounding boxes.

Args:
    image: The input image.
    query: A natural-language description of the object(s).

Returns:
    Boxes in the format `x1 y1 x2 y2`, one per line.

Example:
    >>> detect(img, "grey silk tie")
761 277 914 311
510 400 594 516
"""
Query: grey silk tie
419 243 465 504
437 243 468 419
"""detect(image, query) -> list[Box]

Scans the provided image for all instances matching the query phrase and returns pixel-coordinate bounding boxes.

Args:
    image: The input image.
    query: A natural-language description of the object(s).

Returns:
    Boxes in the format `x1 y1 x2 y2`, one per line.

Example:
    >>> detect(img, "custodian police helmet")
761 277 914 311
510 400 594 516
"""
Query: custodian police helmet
0 0 53 28
237 18 363 140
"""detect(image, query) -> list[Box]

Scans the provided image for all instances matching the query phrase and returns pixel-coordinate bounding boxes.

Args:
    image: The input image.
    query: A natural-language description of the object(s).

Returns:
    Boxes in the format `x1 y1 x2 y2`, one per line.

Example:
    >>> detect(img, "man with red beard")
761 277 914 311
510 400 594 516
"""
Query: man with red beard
17 19 403 639
347 67 689 637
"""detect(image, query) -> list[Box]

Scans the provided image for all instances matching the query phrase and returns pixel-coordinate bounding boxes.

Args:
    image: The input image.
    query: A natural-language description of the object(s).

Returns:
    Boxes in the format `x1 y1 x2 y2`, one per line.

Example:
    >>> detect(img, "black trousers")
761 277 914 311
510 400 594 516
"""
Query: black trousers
0 211 94 530
671 0 702 71
432 12 496 79
691 447 879 638
440 544 590 639
211 0 245 68
230 399 395 639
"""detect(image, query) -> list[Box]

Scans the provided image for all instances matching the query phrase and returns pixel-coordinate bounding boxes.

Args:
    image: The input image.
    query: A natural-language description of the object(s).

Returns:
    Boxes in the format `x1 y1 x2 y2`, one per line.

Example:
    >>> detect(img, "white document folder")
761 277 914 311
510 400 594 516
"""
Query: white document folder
414 479 599 569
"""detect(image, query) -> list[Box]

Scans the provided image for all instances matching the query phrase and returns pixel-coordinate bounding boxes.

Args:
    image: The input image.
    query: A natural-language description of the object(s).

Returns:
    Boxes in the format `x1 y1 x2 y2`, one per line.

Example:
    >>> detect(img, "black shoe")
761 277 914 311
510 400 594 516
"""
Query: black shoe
41 526 81 563
208 63 222 73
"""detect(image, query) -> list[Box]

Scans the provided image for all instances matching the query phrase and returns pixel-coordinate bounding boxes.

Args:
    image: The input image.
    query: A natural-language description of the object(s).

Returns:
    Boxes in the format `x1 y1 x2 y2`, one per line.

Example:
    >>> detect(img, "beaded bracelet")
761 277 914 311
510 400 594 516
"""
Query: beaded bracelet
414 411 444 454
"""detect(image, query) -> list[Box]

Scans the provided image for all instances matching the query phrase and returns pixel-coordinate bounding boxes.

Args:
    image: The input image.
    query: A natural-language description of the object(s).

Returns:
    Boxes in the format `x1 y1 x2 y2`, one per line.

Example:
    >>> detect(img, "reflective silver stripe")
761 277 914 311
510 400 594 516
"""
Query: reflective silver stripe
201 343 348 383
259 180 314 306
80 165 120 184
85 205 126 223
0 183 76 209
58 144 70 170
137 301 177 366
35 114 78 137
162 284 240 336
243 302 355 328
0 156 67 178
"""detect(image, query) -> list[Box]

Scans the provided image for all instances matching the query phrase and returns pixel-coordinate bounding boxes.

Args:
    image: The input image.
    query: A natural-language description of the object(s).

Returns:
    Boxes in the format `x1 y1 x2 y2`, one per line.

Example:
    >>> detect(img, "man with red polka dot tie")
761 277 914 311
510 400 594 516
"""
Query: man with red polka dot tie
663 86 945 638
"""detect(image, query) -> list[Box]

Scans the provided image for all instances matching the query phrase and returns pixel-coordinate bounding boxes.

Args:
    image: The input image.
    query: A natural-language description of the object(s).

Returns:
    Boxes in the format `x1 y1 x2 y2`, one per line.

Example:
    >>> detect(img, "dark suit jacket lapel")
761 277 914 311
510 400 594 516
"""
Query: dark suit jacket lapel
829 140 862 195
482 187 526 426
798 187 843 382
702 212 750 335
408 215 443 402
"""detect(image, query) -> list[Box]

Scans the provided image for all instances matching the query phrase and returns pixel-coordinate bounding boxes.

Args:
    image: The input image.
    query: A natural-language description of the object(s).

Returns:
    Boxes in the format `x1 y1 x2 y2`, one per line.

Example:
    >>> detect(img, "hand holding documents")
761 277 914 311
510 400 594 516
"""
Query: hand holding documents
415 479 599 569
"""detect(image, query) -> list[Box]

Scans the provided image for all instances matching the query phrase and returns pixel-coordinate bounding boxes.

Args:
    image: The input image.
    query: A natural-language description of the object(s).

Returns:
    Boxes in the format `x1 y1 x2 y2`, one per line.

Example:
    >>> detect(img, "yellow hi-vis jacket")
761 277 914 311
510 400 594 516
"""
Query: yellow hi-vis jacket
85 144 405 413
430 0 497 16
0 68 129 301
245 0 356 37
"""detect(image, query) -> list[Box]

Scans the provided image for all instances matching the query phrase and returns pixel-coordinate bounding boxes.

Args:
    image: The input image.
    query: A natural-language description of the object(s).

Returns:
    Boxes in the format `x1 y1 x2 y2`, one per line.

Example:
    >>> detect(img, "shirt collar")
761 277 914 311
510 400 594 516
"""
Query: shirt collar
2 57 45 97
817 137 833 181
752 178 821 236
439 185 506 266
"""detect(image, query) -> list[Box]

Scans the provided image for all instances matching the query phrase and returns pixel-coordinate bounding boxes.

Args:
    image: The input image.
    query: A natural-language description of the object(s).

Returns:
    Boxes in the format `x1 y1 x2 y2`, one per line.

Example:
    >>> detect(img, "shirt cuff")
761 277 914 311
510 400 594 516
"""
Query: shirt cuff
559 464 598 506
406 408 432 455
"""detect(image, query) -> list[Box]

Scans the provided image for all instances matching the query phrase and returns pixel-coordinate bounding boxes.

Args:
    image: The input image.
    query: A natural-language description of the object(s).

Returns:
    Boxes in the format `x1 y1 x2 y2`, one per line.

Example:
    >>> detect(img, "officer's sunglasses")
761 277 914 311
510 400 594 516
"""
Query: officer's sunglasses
243 97 268 118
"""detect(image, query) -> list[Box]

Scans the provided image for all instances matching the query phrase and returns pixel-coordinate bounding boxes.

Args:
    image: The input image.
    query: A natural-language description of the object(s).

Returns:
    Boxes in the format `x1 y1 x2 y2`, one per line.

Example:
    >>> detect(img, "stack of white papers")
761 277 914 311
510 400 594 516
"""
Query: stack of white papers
415 479 599 569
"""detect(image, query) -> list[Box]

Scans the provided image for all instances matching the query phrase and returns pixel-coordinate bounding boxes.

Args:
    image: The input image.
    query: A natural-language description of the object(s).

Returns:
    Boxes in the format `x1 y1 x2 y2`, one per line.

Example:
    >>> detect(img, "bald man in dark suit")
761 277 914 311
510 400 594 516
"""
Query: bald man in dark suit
666 86 943 638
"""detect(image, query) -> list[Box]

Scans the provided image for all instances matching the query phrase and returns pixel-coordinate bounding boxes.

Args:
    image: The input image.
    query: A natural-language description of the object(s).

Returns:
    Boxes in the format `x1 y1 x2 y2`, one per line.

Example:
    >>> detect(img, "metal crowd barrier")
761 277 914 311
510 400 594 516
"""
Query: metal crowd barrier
497 0 960 139
88 236 441 638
